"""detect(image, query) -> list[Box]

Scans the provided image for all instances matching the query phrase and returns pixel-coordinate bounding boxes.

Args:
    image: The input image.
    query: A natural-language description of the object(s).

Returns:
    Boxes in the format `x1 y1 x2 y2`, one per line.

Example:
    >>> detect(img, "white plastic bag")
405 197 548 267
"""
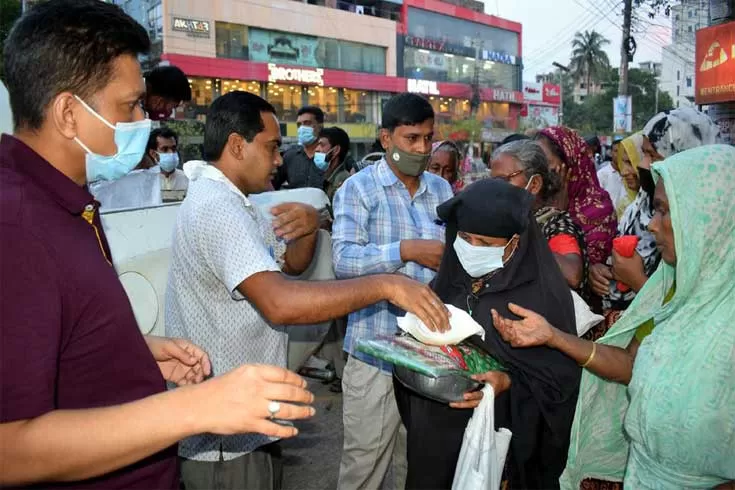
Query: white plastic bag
452 385 512 490
397 304 485 346
570 290 604 337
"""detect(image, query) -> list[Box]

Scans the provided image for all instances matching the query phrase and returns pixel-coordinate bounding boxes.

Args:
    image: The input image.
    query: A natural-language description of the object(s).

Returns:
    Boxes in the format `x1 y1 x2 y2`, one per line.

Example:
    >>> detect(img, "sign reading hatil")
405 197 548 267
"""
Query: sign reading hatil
267 64 324 86
695 21 735 105
407 79 440 96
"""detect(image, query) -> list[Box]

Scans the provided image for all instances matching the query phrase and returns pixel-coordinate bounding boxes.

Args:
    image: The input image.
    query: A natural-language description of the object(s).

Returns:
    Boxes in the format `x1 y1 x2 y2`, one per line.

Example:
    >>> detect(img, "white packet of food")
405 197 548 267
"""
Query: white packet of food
397 304 485 346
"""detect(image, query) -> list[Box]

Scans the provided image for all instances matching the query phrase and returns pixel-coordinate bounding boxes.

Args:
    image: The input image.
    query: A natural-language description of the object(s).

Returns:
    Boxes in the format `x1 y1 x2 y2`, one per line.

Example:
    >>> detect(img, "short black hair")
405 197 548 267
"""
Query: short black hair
585 135 601 151
297 106 325 124
319 126 350 165
203 91 276 162
381 93 434 132
3 0 150 130
147 127 179 152
146 66 192 103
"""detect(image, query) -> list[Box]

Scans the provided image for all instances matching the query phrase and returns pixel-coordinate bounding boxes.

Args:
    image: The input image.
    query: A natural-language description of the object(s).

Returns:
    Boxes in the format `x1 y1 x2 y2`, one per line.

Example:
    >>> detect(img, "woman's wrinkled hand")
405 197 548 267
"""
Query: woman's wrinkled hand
492 303 554 348
589 263 613 297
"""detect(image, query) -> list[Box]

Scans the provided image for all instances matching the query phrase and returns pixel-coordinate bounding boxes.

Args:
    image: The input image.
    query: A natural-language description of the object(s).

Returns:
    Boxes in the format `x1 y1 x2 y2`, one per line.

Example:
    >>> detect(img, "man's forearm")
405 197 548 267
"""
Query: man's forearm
268 275 391 325
283 231 319 276
0 386 202 485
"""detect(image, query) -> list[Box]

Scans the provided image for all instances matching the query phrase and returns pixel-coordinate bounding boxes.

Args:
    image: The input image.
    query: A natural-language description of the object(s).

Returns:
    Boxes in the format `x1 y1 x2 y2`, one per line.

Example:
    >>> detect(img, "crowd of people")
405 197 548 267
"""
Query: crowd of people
1 1 734 490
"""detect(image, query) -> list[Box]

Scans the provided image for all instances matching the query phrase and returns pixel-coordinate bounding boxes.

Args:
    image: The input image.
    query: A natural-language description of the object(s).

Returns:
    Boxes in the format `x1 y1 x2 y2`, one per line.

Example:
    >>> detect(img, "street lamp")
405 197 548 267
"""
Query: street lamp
553 62 570 125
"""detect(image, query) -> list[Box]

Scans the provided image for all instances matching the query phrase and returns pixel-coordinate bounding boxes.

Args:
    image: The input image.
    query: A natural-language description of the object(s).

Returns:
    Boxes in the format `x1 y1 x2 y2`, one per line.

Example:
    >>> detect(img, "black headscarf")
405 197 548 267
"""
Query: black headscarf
434 179 581 489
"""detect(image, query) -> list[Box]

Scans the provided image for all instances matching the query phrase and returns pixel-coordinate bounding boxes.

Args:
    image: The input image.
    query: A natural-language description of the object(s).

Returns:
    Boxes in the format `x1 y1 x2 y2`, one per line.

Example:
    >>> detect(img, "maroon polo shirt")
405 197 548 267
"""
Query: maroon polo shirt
0 135 178 489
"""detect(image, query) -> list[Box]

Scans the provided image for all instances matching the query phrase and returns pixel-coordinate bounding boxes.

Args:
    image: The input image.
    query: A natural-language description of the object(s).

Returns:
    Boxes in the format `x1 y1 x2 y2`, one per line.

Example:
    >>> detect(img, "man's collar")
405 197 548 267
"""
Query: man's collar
0 134 94 214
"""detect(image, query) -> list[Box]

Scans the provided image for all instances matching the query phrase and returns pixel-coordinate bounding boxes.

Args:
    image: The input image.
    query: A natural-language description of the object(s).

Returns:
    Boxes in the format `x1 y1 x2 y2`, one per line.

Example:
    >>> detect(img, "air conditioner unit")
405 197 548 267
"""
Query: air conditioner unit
355 5 364 14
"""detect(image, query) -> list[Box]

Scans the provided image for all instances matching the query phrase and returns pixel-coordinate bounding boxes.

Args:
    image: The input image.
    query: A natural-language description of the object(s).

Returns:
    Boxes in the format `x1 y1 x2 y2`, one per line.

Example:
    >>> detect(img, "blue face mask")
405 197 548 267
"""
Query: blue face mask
313 149 333 171
158 152 179 173
297 125 317 146
74 96 151 183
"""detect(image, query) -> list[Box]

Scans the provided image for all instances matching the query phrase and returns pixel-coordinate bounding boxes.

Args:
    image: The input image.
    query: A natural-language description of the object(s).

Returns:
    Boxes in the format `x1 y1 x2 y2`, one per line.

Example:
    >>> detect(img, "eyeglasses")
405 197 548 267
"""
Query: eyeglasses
493 169 525 182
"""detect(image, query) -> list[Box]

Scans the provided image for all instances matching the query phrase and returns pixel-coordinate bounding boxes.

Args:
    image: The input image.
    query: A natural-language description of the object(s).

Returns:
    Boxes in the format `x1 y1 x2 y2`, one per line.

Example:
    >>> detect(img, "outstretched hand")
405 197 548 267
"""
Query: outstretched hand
491 303 554 348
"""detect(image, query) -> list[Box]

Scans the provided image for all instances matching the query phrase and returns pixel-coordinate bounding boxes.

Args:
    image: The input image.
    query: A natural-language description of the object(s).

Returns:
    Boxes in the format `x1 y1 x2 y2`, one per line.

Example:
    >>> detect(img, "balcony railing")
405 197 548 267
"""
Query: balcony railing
291 0 402 22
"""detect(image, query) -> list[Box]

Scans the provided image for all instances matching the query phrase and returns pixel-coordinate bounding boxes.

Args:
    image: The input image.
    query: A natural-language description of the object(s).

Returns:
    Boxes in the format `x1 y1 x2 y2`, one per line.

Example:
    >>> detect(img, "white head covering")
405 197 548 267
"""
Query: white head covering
643 107 721 159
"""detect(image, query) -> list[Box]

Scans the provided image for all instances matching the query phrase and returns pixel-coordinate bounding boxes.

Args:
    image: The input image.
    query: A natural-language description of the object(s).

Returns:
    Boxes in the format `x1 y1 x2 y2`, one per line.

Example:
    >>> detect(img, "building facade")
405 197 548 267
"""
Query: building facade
660 0 710 108
115 0 523 148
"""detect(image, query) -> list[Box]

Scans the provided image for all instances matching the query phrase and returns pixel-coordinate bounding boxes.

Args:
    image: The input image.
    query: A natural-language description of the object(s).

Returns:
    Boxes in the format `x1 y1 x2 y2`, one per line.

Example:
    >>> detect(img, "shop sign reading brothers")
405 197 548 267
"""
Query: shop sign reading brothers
267 64 324 86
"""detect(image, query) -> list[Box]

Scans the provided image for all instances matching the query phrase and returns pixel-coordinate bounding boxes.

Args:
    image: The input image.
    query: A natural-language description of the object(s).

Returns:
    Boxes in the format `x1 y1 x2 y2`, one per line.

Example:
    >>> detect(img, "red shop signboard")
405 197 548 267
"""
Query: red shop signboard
695 21 735 105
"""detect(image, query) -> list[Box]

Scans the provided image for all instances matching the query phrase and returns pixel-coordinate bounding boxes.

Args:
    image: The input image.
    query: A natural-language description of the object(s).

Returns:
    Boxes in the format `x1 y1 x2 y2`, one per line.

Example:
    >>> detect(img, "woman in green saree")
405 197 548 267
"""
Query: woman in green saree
490 144 735 488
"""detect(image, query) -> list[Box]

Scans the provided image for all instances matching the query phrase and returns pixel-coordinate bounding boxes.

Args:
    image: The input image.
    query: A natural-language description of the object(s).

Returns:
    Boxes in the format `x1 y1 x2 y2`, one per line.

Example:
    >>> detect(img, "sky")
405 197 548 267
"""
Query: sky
481 0 674 79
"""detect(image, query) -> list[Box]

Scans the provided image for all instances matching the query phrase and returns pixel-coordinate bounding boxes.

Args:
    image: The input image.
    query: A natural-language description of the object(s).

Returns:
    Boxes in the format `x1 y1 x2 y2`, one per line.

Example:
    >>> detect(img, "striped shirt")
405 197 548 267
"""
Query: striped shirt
332 159 453 372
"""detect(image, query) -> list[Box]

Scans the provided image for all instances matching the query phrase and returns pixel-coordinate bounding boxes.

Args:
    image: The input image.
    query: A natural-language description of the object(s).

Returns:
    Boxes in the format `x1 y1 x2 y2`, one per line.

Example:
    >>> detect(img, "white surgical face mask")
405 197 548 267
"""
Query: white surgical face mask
453 236 511 278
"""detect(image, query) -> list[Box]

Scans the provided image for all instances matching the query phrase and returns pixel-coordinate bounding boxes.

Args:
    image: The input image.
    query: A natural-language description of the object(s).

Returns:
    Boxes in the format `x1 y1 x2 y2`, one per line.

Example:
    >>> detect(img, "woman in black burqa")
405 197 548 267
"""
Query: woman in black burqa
394 178 581 489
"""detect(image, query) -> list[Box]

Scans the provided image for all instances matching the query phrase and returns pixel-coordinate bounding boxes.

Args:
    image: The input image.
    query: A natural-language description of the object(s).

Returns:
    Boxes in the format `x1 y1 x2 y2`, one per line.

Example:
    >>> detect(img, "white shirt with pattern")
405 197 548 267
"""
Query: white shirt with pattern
165 161 287 462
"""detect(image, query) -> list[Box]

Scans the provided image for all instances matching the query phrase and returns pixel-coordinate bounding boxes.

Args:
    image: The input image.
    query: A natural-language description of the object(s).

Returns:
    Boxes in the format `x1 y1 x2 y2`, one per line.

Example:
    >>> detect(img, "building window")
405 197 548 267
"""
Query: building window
686 77 692 88
248 28 385 74
221 80 261 96
403 48 519 90
306 86 339 122
146 3 162 41
342 89 370 123
677 70 681 80
476 101 510 128
216 22 249 60
266 83 302 122
188 78 215 108
688 25 693 32
580 82 586 89
688 10 693 18
677 86 680 96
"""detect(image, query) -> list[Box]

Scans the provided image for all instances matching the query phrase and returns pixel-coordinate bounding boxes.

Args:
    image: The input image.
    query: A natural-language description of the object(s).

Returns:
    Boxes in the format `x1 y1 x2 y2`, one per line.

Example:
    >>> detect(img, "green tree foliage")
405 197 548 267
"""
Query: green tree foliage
569 31 612 93
564 68 674 133
0 0 22 78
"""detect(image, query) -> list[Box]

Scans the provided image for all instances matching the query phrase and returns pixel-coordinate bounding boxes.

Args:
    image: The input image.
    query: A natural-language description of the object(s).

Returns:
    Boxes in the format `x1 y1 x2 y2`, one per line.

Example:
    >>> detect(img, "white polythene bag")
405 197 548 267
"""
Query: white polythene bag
397 304 485 346
452 385 512 490
570 290 604 337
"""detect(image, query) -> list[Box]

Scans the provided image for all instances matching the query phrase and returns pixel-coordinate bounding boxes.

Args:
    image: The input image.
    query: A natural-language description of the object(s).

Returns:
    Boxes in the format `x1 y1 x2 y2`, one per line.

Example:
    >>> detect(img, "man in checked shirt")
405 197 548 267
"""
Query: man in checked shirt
332 93 454 490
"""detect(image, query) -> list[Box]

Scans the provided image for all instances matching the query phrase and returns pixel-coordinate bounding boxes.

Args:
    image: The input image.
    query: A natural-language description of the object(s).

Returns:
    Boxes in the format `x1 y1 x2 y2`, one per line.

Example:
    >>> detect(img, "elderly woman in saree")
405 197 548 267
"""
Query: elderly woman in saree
394 178 581 490
587 108 720 342
535 127 617 266
490 140 588 293
491 144 735 489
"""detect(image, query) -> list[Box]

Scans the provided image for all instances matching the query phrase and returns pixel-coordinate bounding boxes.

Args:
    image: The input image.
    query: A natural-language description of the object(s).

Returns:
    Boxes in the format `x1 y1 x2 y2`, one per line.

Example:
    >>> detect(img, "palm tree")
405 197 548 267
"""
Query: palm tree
569 30 611 96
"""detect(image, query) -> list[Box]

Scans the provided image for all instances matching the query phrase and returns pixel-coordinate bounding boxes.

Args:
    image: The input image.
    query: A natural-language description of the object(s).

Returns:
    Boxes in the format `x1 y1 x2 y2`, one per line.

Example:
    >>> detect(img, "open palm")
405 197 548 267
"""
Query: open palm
491 303 554 348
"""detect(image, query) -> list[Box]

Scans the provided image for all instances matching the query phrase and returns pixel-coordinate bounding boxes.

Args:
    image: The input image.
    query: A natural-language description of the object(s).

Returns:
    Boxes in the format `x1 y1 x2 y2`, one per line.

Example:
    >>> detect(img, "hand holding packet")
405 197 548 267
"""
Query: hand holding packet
398 304 485 346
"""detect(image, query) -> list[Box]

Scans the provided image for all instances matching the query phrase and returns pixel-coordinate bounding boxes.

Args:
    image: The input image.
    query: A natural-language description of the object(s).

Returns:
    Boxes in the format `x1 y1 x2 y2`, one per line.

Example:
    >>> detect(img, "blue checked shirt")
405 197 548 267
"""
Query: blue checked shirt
332 158 454 372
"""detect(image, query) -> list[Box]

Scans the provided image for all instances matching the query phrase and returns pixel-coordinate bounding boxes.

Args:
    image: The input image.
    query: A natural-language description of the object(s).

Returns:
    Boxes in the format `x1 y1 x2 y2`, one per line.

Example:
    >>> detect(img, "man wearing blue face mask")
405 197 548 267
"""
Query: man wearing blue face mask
272 105 325 190
0 1 318 487
146 127 189 201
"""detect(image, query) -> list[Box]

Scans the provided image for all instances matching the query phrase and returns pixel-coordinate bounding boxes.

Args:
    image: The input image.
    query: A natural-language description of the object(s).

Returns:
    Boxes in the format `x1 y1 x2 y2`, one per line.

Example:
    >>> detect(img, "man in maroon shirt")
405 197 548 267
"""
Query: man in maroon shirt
0 1 315 487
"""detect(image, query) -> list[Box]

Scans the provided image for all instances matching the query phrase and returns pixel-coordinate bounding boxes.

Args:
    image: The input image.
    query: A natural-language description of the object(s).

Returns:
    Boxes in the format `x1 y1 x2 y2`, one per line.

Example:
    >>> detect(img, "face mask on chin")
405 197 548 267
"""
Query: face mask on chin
387 144 431 177
73 96 151 183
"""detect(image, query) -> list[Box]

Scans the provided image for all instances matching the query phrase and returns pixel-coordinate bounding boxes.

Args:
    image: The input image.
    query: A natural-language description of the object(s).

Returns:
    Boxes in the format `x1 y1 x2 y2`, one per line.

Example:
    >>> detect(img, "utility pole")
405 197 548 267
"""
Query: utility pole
553 62 570 126
618 0 633 96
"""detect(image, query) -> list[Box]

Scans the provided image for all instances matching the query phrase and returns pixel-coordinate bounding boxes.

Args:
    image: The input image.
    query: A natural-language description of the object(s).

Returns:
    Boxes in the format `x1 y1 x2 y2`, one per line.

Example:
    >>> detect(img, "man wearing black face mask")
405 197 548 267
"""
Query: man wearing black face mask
332 93 454 490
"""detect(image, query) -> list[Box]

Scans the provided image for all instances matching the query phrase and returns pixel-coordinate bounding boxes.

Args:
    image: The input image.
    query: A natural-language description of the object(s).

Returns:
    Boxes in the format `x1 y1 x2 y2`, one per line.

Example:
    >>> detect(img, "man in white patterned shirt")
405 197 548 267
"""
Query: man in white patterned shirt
165 91 449 490
333 93 454 490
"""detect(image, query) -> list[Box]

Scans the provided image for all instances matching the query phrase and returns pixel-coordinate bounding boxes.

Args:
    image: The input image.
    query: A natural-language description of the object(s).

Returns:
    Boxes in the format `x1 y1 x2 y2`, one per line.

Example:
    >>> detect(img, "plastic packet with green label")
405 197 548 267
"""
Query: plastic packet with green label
356 334 505 378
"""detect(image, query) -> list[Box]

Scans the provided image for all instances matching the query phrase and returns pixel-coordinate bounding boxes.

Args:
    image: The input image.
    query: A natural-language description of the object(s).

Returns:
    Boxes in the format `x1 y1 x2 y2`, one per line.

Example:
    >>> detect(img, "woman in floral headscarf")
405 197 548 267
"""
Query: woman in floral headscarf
535 127 617 266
